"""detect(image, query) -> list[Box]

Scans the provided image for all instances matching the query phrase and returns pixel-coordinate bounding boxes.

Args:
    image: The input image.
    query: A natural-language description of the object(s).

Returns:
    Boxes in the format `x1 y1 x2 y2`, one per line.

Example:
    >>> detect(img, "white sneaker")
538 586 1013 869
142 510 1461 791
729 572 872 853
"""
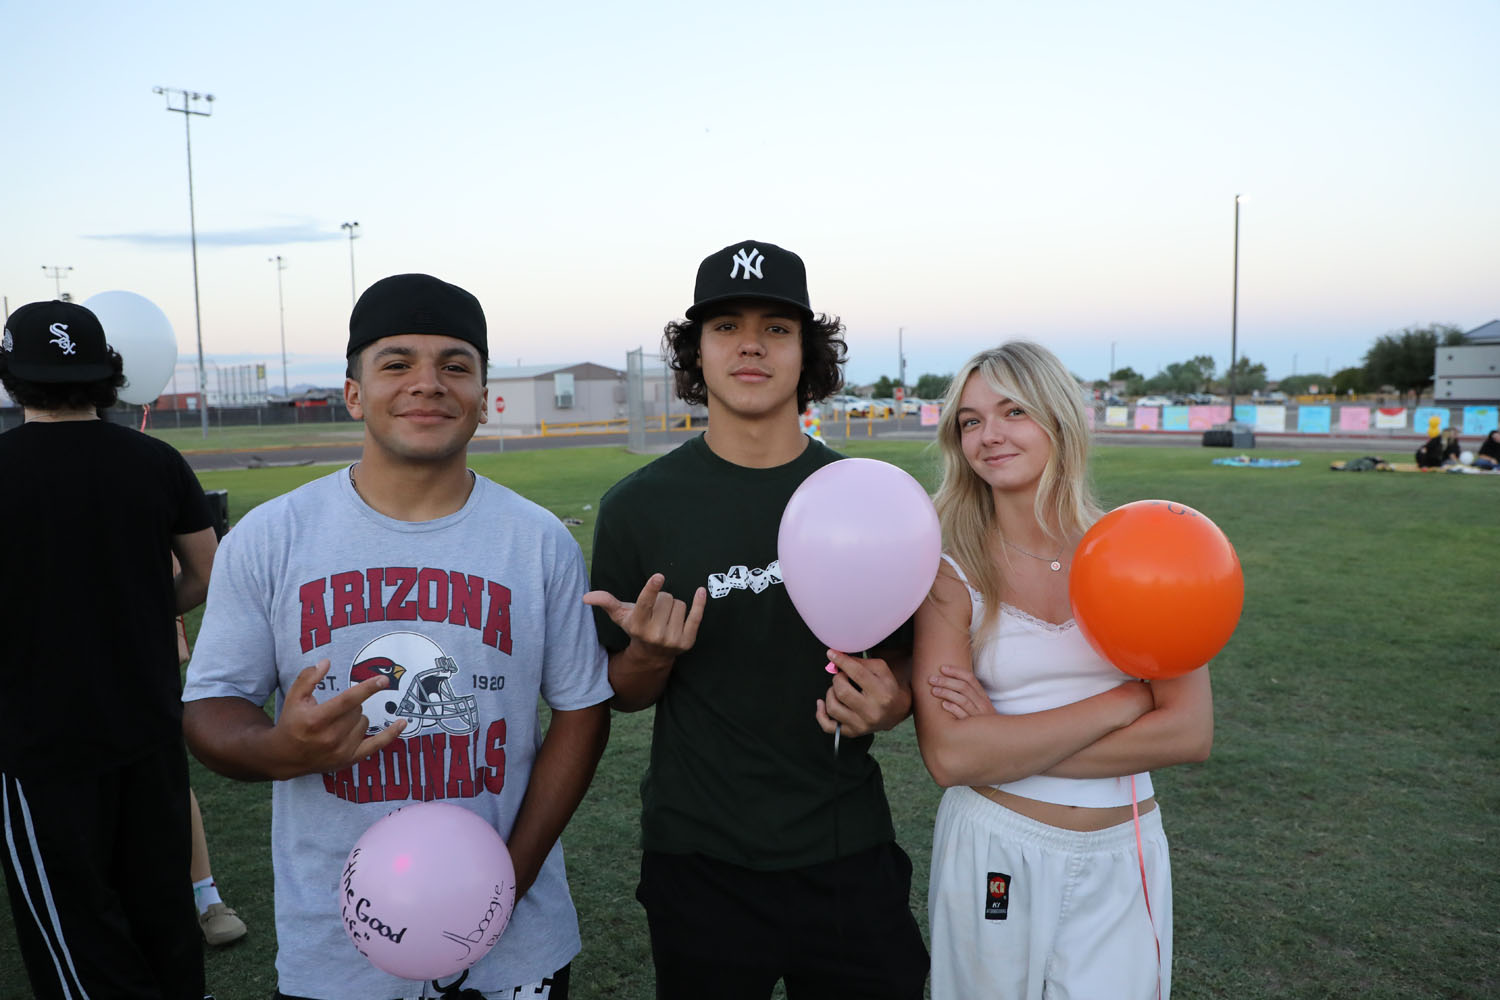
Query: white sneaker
198 902 247 946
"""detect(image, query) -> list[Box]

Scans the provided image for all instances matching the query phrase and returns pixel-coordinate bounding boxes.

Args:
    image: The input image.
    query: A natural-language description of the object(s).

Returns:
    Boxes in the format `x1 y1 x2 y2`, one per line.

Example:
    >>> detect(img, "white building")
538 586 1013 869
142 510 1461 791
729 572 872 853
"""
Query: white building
480 361 703 435
1433 320 1500 403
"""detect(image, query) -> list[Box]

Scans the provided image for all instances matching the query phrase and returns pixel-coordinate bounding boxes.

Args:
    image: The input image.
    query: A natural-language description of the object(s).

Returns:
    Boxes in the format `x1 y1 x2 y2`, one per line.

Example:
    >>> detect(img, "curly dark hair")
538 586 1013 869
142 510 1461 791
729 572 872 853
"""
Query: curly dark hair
0 347 126 413
663 312 847 412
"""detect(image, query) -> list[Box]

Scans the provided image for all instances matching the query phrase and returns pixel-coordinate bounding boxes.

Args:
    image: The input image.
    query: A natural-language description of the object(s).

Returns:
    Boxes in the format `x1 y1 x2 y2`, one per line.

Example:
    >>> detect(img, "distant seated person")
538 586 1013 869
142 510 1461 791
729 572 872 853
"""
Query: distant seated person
1474 430 1500 471
1415 426 1461 469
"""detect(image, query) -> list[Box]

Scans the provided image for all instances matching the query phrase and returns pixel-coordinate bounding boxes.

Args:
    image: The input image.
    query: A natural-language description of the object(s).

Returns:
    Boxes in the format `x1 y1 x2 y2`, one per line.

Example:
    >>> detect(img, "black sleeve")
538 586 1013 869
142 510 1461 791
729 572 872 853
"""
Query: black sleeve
589 489 636 654
168 446 214 535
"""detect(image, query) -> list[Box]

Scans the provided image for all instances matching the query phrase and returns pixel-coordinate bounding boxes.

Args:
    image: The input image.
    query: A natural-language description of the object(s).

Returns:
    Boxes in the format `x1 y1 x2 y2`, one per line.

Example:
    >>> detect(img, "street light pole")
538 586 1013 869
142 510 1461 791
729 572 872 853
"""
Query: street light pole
155 86 214 439
1110 340 1117 384
269 255 289 397
41 265 74 299
1228 194 1243 420
340 222 360 306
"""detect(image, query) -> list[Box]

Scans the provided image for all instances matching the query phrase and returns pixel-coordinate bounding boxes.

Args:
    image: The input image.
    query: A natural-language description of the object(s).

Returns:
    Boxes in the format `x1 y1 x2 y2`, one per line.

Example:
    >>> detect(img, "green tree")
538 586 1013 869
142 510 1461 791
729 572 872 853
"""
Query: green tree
913 373 951 400
1331 366 1367 396
1279 374 1330 397
1111 367 1147 396
1363 324 1466 404
1222 357 1268 393
1189 355 1216 392
872 375 896 397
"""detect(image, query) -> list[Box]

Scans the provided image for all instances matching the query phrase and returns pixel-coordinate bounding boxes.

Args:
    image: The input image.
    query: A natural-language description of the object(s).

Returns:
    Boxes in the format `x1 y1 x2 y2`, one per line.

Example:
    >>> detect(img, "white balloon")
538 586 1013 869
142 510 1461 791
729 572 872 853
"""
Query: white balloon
1460 450 1475 465
81 291 178 406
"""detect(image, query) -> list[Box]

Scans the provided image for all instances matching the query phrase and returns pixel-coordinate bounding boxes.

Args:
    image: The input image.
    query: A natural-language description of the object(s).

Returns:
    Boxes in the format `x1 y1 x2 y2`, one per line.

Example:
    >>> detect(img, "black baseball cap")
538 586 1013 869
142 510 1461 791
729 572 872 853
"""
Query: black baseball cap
347 273 487 362
1 300 114 382
685 241 813 322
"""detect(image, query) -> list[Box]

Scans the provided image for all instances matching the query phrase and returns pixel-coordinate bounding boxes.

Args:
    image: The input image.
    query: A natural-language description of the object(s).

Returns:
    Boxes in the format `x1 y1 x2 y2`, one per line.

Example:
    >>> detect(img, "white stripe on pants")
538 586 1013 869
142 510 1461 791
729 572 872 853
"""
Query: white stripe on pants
3 774 90 999
928 785 1172 1000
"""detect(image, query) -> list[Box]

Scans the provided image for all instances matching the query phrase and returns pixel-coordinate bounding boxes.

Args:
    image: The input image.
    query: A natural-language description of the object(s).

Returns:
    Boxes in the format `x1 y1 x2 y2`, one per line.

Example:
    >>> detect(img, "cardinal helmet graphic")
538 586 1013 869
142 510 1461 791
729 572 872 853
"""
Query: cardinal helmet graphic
349 631 479 737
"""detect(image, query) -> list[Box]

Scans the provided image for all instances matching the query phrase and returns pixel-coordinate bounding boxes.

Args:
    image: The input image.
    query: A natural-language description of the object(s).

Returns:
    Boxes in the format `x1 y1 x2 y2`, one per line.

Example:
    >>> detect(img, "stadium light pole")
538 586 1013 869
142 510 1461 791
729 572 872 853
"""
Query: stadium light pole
340 221 360 306
154 86 214 438
41 265 74 299
1228 193 1244 420
269 255 289 397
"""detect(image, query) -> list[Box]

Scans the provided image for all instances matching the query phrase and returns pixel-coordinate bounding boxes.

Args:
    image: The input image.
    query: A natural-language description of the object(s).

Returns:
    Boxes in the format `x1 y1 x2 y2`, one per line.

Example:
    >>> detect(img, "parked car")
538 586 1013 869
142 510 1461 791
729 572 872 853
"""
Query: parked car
831 395 870 416
870 398 896 418
1135 395 1174 408
900 398 922 415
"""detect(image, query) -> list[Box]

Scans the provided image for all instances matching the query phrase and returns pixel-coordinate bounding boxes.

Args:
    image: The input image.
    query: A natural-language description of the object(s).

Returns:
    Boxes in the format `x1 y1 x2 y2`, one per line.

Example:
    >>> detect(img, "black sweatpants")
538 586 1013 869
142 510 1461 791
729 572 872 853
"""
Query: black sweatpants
1 744 204 1000
638 843 929 1000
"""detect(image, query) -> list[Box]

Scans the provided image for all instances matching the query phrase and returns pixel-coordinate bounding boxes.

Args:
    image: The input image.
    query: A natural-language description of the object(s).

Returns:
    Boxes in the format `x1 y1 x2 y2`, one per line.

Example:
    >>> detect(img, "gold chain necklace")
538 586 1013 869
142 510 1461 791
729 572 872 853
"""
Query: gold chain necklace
1005 538 1063 572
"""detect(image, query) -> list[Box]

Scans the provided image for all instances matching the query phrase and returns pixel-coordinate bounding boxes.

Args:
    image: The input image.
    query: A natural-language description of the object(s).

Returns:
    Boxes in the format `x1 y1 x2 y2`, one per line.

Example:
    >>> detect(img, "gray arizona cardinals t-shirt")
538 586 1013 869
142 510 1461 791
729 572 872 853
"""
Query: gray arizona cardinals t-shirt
184 467 611 999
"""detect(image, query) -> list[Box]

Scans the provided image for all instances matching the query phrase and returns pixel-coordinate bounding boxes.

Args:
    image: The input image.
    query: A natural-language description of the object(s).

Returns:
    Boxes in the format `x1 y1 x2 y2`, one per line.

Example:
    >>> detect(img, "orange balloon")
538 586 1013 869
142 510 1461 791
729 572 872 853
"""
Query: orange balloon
1068 499 1243 680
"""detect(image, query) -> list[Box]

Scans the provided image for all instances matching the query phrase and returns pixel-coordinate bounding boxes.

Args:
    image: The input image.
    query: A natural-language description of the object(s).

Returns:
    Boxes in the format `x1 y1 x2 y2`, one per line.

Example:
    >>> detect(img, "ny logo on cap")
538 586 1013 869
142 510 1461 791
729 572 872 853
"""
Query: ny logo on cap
49 322 77 355
729 247 764 280
1 328 12 353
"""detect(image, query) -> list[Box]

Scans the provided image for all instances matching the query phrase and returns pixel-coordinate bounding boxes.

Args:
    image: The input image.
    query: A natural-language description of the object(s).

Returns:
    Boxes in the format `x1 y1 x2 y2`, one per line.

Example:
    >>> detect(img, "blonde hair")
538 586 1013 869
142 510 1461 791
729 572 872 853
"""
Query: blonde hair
932 341 1103 632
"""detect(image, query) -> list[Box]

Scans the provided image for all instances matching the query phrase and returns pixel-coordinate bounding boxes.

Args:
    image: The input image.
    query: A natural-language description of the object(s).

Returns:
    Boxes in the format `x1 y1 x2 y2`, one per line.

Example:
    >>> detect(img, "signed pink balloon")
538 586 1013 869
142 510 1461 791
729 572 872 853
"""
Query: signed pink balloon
340 802 516 981
778 458 941 654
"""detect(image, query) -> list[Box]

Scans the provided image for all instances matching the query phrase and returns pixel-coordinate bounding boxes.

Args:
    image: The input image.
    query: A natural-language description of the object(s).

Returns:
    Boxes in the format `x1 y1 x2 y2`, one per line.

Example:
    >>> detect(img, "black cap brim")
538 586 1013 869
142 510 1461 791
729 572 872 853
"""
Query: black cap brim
685 293 815 323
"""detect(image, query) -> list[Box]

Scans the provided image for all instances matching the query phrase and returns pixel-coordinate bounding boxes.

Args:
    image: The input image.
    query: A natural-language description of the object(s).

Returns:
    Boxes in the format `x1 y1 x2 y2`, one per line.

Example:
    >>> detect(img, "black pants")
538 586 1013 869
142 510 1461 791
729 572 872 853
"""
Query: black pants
273 963 570 999
638 844 929 999
2 745 203 1000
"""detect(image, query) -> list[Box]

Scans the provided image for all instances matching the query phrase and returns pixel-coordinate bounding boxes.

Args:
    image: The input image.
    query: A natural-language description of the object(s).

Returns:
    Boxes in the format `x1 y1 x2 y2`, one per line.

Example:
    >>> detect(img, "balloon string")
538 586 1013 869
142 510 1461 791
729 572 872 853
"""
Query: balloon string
826 658 839 753
1131 774 1162 1000
139 403 151 432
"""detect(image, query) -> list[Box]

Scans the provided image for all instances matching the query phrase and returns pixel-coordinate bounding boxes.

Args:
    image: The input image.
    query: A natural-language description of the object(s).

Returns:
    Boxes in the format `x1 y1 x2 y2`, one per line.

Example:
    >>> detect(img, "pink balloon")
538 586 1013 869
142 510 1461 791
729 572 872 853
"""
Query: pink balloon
778 458 941 654
340 802 516 982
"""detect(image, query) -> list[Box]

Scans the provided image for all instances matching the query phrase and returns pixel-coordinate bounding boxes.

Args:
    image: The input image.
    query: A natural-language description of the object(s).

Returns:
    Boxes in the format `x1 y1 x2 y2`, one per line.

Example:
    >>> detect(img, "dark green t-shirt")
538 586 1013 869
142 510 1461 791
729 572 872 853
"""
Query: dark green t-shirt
591 434 898 870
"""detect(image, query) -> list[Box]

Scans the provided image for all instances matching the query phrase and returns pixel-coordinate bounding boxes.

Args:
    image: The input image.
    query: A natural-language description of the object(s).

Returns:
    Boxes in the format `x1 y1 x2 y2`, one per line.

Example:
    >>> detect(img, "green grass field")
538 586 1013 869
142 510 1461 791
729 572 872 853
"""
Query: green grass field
3 441 1495 999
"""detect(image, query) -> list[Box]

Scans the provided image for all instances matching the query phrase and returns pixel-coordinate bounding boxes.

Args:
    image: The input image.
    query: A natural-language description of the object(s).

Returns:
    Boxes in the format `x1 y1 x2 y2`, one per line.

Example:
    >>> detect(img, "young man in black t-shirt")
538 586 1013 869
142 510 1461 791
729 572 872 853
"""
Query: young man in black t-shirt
586 242 929 998
0 300 218 1000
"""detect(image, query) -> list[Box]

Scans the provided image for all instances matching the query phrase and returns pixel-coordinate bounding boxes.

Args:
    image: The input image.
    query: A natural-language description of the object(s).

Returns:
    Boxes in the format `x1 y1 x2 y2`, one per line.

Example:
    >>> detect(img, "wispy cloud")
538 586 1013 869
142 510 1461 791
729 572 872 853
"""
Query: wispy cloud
85 221 346 249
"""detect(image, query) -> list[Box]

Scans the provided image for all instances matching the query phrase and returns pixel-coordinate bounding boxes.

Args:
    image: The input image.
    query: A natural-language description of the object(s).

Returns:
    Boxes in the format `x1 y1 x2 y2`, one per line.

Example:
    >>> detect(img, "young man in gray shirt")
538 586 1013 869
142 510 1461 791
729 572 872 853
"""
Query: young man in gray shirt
183 274 612 1000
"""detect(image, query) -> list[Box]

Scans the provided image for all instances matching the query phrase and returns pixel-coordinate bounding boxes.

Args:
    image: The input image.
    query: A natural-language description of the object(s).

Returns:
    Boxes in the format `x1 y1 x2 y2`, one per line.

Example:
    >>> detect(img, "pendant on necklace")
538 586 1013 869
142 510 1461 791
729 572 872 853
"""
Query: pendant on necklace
1049 560 1062 572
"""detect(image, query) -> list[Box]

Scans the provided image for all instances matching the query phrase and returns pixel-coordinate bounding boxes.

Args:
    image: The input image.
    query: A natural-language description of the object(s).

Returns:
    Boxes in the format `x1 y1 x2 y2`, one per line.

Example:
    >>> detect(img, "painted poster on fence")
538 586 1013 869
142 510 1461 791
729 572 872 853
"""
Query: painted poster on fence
1163 405 1190 431
1188 405 1230 430
920 404 940 427
1105 405 1129 428
1297 406 1331 433
1339 407 1371 431
1085 406 1096 429
1254 405 1285 432
1374 407 1407 430
1413 406 1447 433
1134 406 1159 430
1236 404 1260 426
1462 406 1498 435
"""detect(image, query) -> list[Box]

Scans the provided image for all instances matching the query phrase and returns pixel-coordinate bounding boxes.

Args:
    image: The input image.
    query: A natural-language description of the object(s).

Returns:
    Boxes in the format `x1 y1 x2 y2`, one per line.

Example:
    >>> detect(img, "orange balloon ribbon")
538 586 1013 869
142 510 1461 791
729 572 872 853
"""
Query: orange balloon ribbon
1068 499 1243 680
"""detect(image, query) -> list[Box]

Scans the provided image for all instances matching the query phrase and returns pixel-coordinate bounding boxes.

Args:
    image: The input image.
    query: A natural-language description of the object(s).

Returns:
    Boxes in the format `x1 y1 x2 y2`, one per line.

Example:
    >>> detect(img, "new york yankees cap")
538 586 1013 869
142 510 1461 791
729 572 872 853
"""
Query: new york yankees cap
686 240 813 322
1 300 114 383
347 273 488 362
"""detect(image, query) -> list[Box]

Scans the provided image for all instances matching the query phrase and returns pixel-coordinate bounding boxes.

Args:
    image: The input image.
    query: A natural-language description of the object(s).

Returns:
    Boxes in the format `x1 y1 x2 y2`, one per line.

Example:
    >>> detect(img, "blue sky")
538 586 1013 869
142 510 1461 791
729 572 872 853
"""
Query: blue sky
2 0 1495 396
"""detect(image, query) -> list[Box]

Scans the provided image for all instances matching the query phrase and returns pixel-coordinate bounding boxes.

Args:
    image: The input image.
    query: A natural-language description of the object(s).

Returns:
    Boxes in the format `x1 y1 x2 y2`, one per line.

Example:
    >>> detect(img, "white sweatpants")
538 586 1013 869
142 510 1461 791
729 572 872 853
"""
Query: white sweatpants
928 785 1172 1000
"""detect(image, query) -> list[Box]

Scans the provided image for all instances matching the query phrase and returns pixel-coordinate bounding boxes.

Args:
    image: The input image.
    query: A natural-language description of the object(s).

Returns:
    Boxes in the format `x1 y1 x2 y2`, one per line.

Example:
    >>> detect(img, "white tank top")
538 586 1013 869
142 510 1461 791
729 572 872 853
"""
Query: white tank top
940 554 1153 808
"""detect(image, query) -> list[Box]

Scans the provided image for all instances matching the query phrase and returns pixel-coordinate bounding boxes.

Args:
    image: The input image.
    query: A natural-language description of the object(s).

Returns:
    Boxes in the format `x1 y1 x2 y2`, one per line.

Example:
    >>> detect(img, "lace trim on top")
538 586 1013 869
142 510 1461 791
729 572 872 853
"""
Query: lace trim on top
941 554 1074 633
1000 602 1075 634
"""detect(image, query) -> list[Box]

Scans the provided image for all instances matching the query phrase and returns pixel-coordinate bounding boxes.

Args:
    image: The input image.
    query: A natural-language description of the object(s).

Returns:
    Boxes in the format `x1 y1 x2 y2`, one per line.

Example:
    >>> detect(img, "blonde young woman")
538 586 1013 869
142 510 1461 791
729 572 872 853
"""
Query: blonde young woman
914 342 1214 1000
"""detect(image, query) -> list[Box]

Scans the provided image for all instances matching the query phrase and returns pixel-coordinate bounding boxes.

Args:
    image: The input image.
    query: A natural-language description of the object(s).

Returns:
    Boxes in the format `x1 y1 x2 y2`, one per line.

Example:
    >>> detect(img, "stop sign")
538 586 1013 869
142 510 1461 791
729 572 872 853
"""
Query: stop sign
894 387 905 402
494 395 506 414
